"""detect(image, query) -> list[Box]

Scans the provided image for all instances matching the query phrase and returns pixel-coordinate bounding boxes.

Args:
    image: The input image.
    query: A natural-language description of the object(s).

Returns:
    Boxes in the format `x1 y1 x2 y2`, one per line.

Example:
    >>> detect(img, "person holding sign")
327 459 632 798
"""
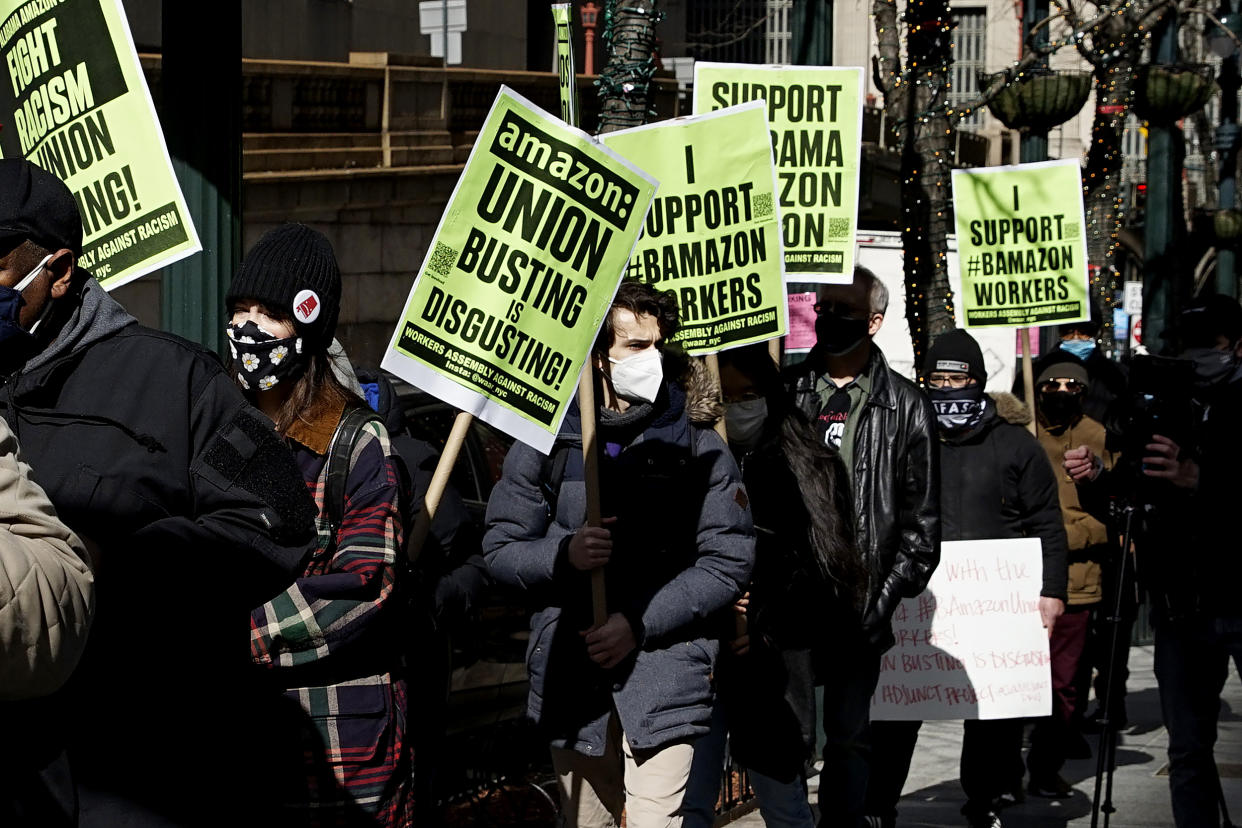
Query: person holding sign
225 224 413 828
784 266 940 828
484 281 755 828
867 330 1068 828
681 343 863 828
0 158 317 826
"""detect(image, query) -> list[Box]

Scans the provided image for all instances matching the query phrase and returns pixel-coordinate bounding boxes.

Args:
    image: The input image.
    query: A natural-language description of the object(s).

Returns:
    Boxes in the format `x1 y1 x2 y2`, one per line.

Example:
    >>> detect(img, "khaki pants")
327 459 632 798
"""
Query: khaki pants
551 713 695 828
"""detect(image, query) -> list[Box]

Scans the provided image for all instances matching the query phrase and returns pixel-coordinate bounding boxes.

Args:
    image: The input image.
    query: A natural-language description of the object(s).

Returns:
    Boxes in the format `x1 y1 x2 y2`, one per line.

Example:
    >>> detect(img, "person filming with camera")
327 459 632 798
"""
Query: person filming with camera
1065 294 1242 828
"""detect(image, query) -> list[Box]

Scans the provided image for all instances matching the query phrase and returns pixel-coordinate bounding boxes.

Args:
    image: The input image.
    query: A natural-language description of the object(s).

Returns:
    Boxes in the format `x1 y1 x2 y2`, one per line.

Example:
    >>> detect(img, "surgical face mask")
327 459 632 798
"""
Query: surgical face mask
815 307 869 356
607 348 663 404
1184 346 1237 388
226 319 306 392
0 253 52 349
1059 338 1096 361
927 384 986 432
724 397 768 447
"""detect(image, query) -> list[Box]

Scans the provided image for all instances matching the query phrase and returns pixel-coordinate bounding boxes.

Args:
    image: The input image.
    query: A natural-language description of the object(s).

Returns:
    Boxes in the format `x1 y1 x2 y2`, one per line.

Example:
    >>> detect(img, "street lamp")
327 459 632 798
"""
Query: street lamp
582 2 601 75
1209 0 1242 296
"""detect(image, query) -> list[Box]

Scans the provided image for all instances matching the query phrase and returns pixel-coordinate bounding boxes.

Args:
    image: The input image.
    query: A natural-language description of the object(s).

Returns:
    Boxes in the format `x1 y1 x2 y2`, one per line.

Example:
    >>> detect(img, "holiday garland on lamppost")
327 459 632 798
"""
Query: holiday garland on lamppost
596 0 663 133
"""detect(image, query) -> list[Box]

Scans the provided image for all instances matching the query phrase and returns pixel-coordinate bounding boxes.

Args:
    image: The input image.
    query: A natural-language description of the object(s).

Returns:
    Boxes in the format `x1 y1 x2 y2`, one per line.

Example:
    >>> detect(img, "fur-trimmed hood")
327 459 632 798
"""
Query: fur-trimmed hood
676 355 723 426
991 391 1032 426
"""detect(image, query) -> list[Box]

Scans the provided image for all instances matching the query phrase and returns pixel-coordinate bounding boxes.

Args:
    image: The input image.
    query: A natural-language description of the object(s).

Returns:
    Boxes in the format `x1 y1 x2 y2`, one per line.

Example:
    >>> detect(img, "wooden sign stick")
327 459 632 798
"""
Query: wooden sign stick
407 410 474 563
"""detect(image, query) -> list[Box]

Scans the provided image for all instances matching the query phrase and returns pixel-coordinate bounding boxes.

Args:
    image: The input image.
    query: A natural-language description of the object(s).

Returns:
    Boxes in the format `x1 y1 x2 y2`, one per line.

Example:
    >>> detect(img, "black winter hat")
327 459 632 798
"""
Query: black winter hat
924 328 987 384
228 223 342 346
0 158 83 257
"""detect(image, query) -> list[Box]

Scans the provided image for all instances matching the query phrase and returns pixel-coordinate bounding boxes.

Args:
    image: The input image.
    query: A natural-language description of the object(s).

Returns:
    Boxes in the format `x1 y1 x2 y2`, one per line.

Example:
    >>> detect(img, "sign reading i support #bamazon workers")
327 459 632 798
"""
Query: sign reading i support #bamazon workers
382 86 657 454
953 159 1090 328
0 0 200 290
600 102 786 355
693 62 863 284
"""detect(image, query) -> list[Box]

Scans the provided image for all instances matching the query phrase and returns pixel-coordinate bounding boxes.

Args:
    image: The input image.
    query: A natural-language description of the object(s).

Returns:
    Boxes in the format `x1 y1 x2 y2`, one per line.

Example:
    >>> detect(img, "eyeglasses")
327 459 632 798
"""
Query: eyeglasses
1040 379 1085 393
926 374 975 389
813 300 868 318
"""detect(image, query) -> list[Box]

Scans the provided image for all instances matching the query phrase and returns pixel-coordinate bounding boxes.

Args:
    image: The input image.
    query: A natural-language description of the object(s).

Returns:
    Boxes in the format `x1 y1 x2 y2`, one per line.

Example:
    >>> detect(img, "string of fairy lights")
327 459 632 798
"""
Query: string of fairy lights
596 0 664 132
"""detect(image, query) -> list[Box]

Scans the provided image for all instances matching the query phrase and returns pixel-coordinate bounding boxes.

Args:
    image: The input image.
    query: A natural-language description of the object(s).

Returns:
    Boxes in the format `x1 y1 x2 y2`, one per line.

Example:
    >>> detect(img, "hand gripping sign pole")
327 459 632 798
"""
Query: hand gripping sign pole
554 3 607 627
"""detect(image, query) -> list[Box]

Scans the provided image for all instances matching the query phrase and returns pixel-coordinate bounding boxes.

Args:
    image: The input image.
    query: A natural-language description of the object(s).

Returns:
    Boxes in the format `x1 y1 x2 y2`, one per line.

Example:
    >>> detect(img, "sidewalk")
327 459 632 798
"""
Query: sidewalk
731 645 1242 826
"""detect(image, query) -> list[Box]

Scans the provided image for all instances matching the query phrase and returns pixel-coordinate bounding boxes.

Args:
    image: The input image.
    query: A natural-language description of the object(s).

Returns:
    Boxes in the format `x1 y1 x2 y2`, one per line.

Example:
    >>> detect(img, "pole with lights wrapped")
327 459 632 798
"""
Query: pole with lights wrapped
597 0 663 133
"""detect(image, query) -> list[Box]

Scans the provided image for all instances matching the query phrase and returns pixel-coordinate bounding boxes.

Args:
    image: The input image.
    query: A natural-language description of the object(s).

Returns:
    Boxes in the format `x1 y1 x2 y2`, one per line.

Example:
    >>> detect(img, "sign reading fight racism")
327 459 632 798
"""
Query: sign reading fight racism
382 87 657 454
693 63 862 284
953 159 1090 328
871 539 1052 721
600 102 786 354
0 0 200 290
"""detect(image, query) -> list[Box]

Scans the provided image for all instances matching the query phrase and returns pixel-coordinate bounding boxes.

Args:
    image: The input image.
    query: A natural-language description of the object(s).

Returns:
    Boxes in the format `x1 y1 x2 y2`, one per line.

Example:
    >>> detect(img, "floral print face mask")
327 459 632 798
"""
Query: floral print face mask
226 319 306 391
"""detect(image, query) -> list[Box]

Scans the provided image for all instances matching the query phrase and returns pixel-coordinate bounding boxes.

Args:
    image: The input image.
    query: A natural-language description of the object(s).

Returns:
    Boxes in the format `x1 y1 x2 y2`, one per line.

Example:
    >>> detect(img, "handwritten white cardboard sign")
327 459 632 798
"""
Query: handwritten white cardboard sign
870 538 1052 721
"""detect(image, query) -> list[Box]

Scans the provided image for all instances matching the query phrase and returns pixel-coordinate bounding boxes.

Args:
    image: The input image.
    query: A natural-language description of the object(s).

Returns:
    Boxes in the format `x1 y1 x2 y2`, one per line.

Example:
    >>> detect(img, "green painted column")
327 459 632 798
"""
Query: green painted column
792 0 832 65
160 2 242 356
1020 0 1049 163
1143 15 1178 350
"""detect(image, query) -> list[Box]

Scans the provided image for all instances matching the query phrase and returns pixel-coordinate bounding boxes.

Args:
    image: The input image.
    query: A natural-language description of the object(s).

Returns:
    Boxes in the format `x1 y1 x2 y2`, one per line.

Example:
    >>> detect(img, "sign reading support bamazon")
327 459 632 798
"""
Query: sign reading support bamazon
952 159 1090 329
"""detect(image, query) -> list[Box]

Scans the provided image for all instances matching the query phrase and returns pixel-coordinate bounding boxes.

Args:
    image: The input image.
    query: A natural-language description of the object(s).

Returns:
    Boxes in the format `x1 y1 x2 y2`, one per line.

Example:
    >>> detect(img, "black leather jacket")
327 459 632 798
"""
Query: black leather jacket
787 345 941 650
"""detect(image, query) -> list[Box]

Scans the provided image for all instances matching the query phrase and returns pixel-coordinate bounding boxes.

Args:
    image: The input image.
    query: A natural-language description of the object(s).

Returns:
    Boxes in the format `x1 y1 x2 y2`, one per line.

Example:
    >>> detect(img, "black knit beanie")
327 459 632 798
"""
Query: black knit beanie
0 158 83 257
924 328 987 385
227 223 341 346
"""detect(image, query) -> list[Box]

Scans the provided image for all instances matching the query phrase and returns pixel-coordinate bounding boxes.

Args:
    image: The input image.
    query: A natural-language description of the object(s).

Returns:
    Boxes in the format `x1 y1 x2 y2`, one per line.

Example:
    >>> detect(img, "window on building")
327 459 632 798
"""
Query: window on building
686 0 770 64
765 0 793 64
950 9 986 130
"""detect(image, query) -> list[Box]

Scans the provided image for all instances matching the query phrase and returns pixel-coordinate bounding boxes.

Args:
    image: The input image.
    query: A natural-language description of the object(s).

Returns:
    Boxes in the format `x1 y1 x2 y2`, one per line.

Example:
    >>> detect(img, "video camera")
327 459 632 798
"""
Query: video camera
1113 355 1197 501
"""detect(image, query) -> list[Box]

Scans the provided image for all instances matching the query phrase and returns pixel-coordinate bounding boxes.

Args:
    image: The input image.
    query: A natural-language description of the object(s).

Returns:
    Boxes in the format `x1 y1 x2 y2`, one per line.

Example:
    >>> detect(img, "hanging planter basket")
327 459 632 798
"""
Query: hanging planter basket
1134 64 1215 125
983 70 1093 131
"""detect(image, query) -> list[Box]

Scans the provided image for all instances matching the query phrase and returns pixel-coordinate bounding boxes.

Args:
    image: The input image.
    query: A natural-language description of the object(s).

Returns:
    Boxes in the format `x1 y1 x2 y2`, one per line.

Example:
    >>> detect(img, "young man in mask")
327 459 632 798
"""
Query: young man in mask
0 158 316 825
865 329 1067 828
1067 294 1242 828
785 266 940 828
1028 358 1117 796
484 280 754 828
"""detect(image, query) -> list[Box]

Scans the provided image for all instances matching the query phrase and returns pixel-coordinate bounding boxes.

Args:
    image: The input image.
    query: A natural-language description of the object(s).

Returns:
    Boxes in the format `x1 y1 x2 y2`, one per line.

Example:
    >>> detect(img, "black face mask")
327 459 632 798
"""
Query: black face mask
928 385 986 432
226 320 306 392
815 308 869 356
1039 391 1083 425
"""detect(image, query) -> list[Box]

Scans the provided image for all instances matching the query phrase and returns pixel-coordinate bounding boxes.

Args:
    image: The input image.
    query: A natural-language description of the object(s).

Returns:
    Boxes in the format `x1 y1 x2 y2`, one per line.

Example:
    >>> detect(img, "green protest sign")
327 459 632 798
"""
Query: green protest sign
382 86 658 454
0 0 200 290
551 4 578 127
952 159 1089 328
601 102 786 354
693 62 862 284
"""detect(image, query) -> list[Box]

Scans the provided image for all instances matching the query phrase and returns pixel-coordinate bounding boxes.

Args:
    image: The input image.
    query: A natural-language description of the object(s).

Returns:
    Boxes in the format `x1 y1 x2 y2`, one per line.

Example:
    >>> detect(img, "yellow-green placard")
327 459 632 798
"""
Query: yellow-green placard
551 4 578 127
382 86 658 454
693 62 862 285
952 159 1089 328
0 0 200 290
601 102 786 355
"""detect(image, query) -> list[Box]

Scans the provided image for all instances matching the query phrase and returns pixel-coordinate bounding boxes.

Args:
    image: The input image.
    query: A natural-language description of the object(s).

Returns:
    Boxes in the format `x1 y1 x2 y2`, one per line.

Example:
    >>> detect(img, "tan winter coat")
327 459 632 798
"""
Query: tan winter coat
0 417 93 700
1036 412 1116 605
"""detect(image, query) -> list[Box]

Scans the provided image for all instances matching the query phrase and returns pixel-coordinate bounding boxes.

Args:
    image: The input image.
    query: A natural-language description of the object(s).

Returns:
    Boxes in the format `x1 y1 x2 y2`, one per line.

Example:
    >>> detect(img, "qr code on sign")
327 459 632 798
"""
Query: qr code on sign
428 242 458 278
828 217 850 239
753 192 774 219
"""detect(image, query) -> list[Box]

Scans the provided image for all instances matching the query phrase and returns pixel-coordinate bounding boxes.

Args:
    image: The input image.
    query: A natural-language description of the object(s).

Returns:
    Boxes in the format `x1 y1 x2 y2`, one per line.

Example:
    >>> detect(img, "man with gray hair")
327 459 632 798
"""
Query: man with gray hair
785 266 940 828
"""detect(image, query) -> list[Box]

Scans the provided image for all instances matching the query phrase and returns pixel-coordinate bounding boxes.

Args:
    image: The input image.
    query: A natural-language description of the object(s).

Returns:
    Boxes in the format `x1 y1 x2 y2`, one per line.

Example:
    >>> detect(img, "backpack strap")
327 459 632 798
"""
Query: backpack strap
325 405 383 538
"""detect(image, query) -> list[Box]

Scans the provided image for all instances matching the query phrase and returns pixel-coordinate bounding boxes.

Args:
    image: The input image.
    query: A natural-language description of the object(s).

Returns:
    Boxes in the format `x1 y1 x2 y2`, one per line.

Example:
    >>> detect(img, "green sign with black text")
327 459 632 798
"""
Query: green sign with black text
382 87 657 454
953 160 1089 328
601 102 786 354
0 0 200 290
693 62 862 284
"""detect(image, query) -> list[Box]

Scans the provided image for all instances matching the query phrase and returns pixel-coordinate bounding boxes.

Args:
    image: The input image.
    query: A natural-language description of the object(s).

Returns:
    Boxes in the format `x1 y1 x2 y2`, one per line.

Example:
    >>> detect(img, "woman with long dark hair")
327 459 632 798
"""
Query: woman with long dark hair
683 342 864 828
227 223 412 827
